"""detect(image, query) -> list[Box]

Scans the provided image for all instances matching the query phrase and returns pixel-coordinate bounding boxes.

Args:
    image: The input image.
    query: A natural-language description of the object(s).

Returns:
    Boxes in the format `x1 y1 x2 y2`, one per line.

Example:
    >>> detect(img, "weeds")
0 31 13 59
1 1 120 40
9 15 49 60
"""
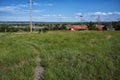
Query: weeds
0 31 120 80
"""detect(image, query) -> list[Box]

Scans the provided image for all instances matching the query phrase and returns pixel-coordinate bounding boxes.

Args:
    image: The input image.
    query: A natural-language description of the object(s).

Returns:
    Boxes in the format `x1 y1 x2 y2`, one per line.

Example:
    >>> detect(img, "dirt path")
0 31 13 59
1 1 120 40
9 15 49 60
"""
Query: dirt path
27 42 45 80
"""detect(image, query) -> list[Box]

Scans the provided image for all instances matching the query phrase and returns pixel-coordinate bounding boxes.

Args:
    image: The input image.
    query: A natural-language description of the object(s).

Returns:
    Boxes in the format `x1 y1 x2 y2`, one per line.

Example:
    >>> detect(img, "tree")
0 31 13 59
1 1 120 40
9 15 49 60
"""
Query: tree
112 21 120 30
60 24 67 30
0 24 9 32
87 22 96 30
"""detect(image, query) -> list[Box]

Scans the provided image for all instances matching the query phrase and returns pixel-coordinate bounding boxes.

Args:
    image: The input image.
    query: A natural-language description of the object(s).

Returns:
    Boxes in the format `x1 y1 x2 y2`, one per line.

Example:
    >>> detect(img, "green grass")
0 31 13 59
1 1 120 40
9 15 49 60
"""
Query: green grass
0 31 120 80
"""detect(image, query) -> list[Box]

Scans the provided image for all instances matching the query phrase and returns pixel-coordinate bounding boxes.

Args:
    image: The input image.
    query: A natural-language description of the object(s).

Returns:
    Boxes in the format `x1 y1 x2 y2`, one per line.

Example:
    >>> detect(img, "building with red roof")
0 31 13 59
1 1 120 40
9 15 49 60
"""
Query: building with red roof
95 25 104 30
70 25 88 31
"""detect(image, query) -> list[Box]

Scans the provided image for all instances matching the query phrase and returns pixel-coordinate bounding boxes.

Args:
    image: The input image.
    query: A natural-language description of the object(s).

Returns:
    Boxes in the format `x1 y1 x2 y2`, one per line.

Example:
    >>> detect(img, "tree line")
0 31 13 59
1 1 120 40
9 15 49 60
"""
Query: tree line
0 21 120 32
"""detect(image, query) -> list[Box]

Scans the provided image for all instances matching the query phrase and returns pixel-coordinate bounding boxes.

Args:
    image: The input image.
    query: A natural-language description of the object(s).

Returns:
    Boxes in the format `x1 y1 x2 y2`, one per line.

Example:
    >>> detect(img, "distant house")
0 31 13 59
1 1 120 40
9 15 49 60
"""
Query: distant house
70 25 88 31
96 25 104 30
96 24 115 31
105 24 115 31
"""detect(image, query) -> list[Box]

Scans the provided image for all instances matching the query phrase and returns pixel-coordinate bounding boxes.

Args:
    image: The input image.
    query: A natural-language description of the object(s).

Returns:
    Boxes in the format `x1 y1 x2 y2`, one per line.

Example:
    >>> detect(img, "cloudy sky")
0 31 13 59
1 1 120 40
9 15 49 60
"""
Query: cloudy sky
0 0 120 22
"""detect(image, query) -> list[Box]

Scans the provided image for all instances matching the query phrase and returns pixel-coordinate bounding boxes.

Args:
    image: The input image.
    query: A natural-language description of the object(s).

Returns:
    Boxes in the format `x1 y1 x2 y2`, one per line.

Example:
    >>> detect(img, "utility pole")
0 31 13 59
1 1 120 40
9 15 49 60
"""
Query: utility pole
97 15 101 25
30 0 32 32
80 15 83 25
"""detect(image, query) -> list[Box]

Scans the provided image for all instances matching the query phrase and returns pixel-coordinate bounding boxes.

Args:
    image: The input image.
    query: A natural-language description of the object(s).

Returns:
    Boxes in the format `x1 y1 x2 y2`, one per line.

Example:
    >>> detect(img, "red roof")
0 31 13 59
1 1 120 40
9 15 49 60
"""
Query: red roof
96 25 104 30
70 25 88 30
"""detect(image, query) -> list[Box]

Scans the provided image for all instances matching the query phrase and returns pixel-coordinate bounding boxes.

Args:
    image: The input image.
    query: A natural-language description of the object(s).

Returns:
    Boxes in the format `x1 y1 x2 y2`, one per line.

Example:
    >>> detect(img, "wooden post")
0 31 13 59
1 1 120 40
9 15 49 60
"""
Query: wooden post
30 0 32 32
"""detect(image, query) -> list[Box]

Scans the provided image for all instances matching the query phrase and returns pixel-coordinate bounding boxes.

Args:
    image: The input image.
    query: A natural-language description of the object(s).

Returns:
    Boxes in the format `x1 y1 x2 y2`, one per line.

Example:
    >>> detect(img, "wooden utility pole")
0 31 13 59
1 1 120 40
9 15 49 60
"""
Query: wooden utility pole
97 15 101 25
80 15 83 25
30 0 32 32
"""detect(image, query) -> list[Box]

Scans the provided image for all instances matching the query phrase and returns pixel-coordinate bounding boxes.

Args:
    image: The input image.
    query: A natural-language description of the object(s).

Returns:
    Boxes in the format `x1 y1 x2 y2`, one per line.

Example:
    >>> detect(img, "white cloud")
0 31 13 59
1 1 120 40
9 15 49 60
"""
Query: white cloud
107 12 113 15
94 12 107 15
87 12 107 16
0 6 17 13
33 2 41 6
75 12 82 16
17 4 29 8
44 3 53 6
42 14 63 17
33 2 53 7
36 14 70 21
0 4 44 14
0 2 53 14
0 16 29 21
113 12 120 15
42 14 69 20
0 4 28 14
74 12 120 22
42 14 51 17
88 12 120 16
33 10 44 13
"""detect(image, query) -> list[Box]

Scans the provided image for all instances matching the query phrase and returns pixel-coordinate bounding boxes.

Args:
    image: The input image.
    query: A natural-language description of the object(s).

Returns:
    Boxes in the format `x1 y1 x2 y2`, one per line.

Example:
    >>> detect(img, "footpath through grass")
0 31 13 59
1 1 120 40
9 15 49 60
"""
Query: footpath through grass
0 31 120 80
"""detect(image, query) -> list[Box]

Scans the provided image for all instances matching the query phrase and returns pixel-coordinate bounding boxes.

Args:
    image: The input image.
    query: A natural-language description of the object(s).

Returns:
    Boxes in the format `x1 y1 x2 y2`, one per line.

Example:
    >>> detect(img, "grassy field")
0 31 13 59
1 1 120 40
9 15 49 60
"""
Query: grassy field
0 31 120 80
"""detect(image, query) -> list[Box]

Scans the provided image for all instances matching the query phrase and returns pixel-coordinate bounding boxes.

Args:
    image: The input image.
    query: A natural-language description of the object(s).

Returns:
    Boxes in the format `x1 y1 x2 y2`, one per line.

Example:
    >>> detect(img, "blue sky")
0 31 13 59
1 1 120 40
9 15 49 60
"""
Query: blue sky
0 0 120 22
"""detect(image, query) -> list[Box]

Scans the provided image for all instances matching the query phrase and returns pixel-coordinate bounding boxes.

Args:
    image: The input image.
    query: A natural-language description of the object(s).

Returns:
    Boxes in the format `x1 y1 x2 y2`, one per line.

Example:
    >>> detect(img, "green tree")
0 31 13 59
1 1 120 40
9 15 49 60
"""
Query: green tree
112 21 120 30
87 22 96 30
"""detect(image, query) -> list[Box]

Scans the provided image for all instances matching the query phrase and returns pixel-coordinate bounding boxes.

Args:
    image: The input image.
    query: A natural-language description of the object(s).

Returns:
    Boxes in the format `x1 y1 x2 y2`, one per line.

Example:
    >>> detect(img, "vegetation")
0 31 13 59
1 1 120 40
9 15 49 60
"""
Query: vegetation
0 24 30 32
87 22 96 30
0 21 120 32
0 31 120 80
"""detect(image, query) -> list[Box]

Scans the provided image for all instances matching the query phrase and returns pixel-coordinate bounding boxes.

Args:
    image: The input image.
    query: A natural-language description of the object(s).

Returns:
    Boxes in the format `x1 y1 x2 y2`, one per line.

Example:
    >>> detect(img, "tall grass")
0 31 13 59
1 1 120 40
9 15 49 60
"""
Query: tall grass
0 33 37 80
0 31 120 80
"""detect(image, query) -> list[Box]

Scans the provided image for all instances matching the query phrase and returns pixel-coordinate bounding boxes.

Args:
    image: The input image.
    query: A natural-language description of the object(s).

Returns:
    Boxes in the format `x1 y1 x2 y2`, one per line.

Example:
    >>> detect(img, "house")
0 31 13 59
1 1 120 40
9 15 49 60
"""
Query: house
70 25 88 31
105 24 115 31
96 24 115 31
96 25 104 30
